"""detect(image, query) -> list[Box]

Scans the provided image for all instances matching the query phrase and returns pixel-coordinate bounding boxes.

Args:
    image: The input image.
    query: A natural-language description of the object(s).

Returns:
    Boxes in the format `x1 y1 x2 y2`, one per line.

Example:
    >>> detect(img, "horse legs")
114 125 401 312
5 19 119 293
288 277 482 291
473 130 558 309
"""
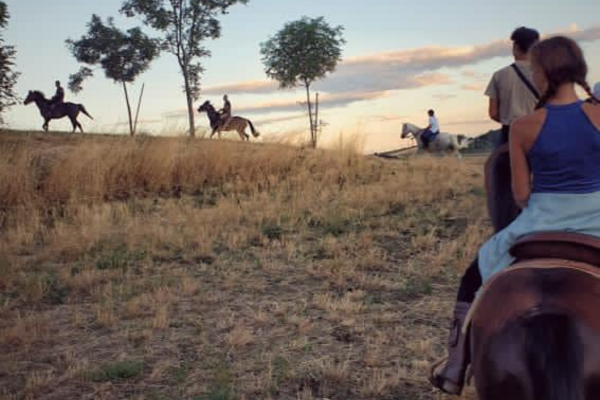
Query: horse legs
42 119 49 131
237 127 249 141
70 115 84 133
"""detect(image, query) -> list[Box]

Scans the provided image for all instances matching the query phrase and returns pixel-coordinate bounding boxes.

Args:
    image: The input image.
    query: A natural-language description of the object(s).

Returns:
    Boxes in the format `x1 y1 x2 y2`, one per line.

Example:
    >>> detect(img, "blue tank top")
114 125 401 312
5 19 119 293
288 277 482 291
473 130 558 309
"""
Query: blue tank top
528 101 600 194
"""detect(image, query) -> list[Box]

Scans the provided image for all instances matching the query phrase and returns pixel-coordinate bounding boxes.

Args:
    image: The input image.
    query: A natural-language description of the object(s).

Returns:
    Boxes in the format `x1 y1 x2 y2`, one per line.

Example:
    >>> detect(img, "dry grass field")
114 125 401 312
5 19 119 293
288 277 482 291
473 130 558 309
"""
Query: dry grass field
0 130 490 400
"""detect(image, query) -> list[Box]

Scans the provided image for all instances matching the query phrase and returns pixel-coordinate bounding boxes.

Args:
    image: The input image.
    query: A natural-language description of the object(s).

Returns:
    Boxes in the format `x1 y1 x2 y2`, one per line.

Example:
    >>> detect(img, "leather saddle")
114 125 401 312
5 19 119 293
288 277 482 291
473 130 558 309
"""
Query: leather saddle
510 231 600 266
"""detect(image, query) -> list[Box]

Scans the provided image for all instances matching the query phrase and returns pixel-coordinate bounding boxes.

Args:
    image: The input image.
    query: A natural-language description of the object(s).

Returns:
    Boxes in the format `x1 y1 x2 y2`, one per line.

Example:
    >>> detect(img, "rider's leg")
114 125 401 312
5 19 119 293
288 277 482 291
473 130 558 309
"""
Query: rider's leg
430 257 481 395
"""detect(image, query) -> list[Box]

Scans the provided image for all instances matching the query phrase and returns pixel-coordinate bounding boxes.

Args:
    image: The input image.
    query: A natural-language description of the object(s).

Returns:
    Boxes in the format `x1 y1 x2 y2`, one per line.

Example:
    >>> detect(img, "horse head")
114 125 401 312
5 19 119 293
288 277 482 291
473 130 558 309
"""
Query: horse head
401 123 421 139
197 100 213 113
23 90 46 105
23 91 35 105
400 123 409 139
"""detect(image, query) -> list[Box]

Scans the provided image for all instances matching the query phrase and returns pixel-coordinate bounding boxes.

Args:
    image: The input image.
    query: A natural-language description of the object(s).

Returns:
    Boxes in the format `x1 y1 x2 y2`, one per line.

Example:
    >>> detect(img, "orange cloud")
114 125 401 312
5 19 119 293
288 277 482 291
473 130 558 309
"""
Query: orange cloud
203 80 278 95
411 72 454 87
163 24 600 123
432 93 457 102
462 83 486 92
201 24 600 98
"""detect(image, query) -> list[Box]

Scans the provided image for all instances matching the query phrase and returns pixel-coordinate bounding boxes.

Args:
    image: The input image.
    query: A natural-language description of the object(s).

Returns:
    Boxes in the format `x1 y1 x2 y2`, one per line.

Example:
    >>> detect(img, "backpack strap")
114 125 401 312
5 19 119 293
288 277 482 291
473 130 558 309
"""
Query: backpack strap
511 63 540 100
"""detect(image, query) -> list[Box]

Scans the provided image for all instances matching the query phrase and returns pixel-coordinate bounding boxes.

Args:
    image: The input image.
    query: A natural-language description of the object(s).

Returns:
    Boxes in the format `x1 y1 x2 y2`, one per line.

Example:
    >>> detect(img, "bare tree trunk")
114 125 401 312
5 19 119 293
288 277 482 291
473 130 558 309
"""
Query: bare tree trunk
183 73 196 137
315 92 319 145
133 83 145 135
304 83 315 148
122 81 134 136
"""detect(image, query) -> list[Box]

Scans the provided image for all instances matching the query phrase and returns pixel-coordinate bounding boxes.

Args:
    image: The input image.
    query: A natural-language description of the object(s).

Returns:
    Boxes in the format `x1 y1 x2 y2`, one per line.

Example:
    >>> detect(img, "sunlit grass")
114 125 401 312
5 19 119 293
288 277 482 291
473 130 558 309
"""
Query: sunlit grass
0 129 488 400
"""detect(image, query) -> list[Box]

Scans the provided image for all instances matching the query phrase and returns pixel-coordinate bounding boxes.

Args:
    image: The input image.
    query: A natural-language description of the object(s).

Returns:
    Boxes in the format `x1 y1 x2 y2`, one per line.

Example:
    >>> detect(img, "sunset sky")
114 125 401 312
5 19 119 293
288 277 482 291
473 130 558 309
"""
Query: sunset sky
4 0 600 153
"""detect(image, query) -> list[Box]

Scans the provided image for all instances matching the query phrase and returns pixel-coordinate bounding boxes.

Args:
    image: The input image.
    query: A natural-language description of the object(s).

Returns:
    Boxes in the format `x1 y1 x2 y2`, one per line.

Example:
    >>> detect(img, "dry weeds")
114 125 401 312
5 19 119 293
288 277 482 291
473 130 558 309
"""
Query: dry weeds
0 130 488 400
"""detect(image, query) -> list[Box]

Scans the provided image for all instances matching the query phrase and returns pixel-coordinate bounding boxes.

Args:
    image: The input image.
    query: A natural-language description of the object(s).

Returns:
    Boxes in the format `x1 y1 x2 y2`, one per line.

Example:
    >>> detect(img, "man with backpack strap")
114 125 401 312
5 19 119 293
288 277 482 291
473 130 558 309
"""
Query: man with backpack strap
484 27 540 232
485 27 540 146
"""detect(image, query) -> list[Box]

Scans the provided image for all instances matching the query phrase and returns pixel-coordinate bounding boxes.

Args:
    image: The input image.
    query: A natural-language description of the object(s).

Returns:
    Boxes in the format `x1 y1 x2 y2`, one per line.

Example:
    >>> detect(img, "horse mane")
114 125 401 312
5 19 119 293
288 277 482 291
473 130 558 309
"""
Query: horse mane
32 90 47 99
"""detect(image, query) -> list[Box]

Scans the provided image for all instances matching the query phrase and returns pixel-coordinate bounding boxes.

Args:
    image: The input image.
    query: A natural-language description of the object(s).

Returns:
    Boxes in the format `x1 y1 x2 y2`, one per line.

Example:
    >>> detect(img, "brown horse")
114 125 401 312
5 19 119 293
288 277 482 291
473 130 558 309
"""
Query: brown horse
466 145 600 400
197 101 260 141
24 90 93 132
469 257 600 400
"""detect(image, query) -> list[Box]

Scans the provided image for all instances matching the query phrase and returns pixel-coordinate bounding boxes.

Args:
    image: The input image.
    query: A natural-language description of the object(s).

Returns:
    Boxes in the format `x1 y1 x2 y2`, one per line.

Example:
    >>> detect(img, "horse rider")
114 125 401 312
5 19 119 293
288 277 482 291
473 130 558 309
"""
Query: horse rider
219 94 232 127
484 27 541 233
421 109 439 149
47 80 65 116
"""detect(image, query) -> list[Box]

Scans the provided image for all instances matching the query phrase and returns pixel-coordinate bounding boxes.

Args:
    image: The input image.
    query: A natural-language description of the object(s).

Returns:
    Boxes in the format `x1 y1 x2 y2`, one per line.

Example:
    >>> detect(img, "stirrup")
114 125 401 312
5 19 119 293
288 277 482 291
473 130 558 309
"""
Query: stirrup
428 357 463 396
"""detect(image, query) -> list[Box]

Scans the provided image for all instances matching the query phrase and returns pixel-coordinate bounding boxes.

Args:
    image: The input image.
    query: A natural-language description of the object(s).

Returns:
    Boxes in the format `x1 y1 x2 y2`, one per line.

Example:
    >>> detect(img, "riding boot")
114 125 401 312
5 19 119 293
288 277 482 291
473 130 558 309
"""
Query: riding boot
429 301 472 395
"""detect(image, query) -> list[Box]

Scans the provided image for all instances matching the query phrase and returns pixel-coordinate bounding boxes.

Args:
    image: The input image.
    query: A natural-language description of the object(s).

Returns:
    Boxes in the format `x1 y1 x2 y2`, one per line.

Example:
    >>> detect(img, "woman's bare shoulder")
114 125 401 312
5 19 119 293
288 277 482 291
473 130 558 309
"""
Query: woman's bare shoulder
582 102 600 130
511 109 547 144
513 108 546 127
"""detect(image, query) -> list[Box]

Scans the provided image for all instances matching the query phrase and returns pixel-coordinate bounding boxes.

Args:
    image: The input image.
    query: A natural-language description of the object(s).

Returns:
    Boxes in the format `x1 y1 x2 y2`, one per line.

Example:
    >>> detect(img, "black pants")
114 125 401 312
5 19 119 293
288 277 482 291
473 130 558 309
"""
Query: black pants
499 125 510 147
457 258 482 303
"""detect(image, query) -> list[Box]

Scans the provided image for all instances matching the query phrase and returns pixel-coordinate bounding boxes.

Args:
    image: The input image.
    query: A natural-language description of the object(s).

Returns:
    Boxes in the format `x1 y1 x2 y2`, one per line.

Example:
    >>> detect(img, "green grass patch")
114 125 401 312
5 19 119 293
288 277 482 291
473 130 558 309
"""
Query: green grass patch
85 360 143 383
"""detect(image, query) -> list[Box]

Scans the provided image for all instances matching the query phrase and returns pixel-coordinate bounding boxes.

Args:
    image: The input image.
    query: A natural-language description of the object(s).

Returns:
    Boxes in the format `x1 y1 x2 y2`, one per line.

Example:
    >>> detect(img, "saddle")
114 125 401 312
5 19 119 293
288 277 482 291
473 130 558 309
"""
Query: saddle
465 231 600 333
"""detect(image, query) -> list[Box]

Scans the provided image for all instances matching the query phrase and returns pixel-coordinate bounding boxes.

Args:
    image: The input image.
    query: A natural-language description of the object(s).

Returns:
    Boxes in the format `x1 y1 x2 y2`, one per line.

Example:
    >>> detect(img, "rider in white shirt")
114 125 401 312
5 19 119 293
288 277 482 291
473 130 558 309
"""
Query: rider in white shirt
422 109 439 149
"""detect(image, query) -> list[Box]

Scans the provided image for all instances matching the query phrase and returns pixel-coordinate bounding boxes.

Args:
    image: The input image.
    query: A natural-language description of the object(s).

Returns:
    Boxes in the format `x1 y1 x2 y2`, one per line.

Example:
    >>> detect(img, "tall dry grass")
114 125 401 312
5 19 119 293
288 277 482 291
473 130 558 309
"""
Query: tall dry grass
0 130 489 400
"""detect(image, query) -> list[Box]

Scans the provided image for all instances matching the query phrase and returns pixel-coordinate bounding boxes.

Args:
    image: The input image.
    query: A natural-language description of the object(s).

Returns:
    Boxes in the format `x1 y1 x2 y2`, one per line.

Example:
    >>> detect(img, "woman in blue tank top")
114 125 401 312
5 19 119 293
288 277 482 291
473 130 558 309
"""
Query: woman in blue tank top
429 36 600 395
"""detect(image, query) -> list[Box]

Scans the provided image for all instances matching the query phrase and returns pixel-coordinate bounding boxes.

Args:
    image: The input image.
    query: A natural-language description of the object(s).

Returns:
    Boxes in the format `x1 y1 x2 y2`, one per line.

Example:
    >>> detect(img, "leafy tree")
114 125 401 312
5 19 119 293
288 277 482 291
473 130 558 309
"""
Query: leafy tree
120 0 249 137
67 14 160 136
260 16 345 148
0 1 20 124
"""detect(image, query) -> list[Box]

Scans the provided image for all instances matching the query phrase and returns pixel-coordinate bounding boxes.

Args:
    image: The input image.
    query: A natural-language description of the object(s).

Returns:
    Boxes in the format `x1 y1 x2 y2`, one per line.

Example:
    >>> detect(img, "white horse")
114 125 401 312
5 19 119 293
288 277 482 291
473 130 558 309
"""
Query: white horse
401 122 473 159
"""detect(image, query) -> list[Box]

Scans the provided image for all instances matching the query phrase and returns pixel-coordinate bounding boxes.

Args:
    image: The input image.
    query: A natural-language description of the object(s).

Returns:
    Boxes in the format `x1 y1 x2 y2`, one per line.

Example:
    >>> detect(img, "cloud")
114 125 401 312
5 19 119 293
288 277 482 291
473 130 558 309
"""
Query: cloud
432 93 457 102
443 118 491 126
363 115 408 123
202 80 278 95
461 83 486 92
166 90 394 119
203 24 600 96
461 69 487 80
177 24 600 120
234 90 390 114
254 114 307 125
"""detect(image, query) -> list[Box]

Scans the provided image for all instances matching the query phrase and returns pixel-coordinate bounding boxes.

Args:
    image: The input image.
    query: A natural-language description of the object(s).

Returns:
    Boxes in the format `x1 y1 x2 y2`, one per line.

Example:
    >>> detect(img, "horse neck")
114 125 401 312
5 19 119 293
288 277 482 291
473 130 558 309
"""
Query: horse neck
33 95 49 111
410 125 423 138
206 107 220 123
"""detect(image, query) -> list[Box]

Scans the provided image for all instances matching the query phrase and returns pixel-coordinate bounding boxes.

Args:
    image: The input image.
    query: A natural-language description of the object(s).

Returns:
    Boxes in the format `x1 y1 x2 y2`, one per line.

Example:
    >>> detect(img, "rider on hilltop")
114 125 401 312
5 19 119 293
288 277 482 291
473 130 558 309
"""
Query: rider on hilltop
219 94 232 127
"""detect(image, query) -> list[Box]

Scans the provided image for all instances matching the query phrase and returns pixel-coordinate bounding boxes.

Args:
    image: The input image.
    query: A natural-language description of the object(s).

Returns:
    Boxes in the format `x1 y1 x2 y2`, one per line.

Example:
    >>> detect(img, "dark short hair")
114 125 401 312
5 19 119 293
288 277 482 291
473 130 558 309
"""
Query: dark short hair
428 109 435 115
511 27 540 53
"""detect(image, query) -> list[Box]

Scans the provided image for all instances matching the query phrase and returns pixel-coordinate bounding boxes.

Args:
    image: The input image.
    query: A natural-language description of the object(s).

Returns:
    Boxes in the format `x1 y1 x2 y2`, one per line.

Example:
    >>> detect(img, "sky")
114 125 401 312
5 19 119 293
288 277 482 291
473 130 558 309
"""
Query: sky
3 0 600 153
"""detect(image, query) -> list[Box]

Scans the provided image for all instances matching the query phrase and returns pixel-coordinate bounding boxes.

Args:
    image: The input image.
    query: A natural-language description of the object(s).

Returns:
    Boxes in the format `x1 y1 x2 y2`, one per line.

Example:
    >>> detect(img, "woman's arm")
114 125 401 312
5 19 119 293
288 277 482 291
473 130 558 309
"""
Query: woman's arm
509 119 532 209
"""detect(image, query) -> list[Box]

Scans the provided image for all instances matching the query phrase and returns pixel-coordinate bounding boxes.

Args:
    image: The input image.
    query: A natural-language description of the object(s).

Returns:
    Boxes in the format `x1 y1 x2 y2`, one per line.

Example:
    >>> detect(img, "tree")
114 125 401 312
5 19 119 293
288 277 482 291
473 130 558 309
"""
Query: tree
0 1 20 124
260 16 345 148
67 15 160 136
120 0 249 137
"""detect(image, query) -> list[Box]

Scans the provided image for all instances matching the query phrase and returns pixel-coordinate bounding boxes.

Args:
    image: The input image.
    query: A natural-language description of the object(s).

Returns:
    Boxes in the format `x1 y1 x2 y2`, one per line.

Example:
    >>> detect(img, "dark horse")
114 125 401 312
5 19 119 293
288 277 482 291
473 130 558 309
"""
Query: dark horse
24 90 93 132
197 101 259 141
466 145 600 400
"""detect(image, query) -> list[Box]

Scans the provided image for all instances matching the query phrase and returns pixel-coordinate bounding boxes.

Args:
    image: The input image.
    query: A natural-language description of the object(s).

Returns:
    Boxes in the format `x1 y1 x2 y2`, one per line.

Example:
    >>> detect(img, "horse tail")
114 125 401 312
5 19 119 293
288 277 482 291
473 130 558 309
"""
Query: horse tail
246 119 260 137
79 104 93 120
525 313 583 400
